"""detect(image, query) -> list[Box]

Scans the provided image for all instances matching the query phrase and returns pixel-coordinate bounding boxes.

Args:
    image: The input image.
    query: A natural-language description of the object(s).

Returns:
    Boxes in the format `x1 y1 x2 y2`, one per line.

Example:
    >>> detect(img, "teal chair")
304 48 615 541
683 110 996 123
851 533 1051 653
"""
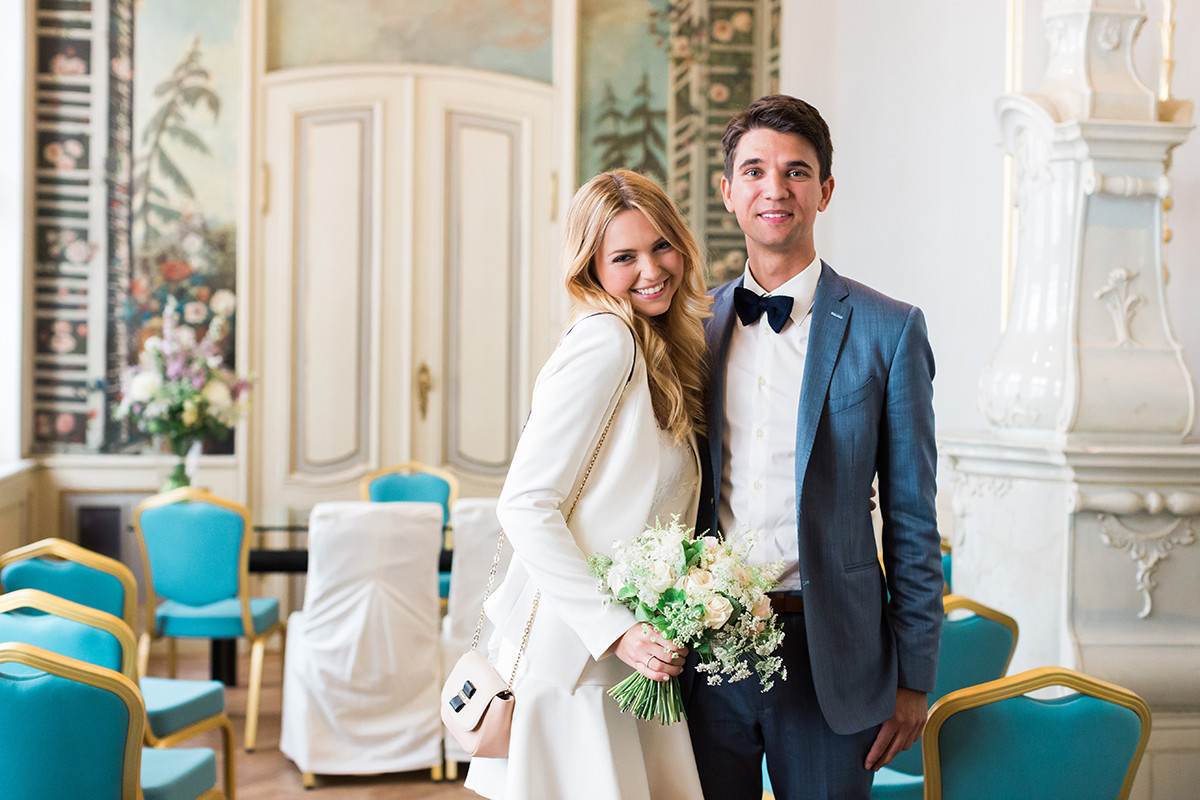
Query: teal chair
923 667 1151 800
135 488 285 753
0 598 225 799
872 595 1018 799
941 539 952 594
1 538 236 796
361 461 459 597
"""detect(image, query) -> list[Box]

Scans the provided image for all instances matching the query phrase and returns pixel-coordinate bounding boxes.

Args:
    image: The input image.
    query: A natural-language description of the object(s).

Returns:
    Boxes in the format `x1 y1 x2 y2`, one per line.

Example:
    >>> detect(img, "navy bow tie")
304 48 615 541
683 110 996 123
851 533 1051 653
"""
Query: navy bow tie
733 286 794 333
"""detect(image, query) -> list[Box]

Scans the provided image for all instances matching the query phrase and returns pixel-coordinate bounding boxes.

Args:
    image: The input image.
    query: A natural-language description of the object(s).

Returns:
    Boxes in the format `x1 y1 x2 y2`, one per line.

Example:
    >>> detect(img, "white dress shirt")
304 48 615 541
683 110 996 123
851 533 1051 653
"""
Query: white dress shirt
719 255 821 591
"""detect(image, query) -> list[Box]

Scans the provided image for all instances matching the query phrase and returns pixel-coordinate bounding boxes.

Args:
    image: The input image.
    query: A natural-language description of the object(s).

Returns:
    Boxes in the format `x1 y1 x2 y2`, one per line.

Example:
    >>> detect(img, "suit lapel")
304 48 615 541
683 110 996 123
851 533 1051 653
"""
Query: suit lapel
795 263 850 483
705 280 740 508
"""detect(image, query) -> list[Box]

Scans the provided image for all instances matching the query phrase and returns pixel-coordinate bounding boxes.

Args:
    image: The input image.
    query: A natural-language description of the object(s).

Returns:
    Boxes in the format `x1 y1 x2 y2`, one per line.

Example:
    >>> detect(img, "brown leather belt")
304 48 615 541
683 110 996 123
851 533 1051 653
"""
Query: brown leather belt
768 593 805 614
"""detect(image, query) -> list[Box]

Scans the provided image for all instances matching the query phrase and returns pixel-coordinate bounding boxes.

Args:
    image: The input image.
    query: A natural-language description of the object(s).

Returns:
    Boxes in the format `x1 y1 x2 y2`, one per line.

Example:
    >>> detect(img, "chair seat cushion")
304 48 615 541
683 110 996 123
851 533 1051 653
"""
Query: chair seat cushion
871 766 924 799
140 746 217 800
141 677 225 737
156 597 280 639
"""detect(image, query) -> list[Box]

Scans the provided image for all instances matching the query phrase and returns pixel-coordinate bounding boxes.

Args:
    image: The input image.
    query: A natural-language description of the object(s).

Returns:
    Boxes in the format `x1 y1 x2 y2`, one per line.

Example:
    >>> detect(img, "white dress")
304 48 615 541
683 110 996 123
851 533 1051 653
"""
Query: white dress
466 427 705 800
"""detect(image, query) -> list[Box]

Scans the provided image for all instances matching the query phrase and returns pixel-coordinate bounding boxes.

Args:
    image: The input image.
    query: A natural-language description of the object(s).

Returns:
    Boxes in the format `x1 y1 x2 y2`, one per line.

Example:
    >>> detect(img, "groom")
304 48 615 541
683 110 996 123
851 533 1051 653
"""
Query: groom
686 94 943 799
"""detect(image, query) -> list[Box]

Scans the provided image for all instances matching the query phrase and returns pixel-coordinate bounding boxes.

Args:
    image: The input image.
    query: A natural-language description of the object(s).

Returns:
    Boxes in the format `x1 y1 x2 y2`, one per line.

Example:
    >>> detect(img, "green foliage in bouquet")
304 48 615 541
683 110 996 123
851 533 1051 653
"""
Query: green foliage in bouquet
589 516 787 724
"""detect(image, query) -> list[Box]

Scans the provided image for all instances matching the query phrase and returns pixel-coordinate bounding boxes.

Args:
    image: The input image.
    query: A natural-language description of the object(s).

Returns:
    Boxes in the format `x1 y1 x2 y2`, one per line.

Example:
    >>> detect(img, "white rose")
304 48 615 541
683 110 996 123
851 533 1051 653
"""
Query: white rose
210 289 237 317
127 370 162 402
681 569 715 596
202 379 234 412
751 594 772 620
183 301 208 324
702 595 734 629
647 561 674 593
607 570 626 595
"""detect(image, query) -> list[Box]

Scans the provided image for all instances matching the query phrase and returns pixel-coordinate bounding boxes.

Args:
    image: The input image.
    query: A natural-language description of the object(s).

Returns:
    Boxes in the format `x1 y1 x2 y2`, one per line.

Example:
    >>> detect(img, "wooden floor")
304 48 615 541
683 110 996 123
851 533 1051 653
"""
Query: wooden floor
157 651 478 800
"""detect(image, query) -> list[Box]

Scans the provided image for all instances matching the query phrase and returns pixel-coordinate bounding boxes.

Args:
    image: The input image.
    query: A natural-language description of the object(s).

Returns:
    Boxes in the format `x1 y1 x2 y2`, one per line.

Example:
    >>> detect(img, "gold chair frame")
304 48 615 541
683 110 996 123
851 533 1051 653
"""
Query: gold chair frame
360 461 460 548
941 593 1019 677
923 666 1153 800
0 641 147 799
134 487 286 753
0 537 139 630
0 589 237 799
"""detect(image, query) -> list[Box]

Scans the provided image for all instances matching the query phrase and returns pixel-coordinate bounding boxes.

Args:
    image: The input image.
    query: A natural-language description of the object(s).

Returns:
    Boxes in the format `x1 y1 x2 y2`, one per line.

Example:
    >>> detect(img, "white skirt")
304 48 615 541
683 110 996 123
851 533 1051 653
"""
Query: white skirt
464 675 704 800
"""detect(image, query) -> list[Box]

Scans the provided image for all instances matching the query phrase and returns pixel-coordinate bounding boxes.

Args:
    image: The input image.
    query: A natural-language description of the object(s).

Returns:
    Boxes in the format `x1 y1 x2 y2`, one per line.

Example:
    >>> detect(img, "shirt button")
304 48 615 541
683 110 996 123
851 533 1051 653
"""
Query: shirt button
753 480 763 490
756 429 764 438
758 377 766 387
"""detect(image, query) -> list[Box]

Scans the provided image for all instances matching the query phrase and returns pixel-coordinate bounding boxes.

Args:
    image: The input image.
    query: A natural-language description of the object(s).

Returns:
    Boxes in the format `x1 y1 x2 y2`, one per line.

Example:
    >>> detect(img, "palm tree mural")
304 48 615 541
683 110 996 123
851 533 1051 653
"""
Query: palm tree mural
590 72 668 184
132 35 220 253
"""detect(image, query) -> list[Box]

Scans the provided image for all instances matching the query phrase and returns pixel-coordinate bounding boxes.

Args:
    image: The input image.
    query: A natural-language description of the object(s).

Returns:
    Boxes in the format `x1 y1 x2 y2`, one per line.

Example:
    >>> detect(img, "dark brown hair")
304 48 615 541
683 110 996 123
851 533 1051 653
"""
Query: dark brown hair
722 94 834 183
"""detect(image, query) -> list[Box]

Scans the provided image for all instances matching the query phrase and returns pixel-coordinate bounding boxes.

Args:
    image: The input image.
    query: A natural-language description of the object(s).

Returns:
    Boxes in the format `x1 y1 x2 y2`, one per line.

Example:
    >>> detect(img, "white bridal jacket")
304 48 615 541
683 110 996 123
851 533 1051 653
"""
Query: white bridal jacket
467 312 704 800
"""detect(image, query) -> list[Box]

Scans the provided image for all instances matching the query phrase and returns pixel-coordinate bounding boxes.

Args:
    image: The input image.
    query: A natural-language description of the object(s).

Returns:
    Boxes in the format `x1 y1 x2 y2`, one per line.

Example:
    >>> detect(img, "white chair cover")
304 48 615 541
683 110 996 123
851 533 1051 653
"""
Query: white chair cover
280 501 444 775
441 497 511 762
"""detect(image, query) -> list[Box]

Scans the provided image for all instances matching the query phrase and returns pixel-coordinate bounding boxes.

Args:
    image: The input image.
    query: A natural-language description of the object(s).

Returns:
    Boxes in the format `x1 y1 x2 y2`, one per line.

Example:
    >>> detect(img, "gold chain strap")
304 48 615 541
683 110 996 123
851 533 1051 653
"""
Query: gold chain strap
469 389 624 690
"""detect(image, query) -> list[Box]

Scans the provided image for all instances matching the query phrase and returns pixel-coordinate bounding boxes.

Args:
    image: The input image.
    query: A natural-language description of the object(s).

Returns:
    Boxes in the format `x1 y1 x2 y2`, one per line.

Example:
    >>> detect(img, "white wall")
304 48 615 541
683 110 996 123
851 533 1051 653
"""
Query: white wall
0 0 27 461
780 0 1200 438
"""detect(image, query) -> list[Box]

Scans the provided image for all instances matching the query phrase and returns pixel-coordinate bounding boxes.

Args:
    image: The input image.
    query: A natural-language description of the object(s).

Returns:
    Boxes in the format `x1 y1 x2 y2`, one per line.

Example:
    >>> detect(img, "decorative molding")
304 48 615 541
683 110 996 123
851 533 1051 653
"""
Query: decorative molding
444 111 523 475
1094 267 1144 348
1011 126 1052 215
979 381 1043 428
1082 163 1171 198
1073 487 1200 515
1096 16 1123 51
291 107 376 477
951 473 1014 545
1097 512 1196 618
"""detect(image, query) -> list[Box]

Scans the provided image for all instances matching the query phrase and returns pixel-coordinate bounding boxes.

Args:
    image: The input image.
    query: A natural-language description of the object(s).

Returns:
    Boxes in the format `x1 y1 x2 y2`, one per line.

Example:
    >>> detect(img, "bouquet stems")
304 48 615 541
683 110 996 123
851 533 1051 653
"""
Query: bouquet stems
608 672 686 725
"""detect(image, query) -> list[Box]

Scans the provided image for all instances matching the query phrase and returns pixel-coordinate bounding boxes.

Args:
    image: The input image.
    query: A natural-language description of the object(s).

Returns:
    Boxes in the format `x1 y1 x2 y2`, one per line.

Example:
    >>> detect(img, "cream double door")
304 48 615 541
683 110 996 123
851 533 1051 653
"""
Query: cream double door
253 66 558 508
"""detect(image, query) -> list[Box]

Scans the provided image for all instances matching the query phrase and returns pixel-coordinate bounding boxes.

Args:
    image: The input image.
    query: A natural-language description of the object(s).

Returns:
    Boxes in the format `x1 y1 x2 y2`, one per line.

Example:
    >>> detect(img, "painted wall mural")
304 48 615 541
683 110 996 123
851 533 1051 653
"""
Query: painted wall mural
579 0 780 285
266 0 553 84
117 0 242 455
31 0 132 452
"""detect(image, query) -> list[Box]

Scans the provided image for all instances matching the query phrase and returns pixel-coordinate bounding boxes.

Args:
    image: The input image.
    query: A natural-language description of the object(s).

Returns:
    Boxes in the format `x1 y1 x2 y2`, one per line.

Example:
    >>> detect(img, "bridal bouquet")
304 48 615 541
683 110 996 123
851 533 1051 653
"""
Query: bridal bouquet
588 516 787 724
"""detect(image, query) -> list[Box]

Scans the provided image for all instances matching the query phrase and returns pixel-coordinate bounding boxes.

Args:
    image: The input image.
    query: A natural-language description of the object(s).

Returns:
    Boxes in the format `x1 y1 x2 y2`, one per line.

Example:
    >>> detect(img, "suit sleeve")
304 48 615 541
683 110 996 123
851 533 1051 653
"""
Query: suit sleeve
878 305 943 694
496 314 639 661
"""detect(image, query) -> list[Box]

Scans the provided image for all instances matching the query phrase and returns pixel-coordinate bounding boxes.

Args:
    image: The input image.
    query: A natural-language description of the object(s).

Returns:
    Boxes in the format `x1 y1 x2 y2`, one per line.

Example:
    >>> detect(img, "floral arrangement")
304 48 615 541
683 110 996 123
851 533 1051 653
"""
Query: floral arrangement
588 516 787 724
114 296 250 488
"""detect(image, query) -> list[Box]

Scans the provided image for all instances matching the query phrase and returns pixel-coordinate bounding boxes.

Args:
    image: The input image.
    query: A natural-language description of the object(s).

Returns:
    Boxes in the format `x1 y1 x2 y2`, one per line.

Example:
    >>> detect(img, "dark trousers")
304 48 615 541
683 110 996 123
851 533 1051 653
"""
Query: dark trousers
686 611 880 800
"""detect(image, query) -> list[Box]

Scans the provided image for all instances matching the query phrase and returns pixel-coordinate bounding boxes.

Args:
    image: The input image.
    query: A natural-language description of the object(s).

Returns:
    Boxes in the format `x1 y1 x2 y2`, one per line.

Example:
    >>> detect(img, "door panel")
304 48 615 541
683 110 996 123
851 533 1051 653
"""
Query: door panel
256 67 553 508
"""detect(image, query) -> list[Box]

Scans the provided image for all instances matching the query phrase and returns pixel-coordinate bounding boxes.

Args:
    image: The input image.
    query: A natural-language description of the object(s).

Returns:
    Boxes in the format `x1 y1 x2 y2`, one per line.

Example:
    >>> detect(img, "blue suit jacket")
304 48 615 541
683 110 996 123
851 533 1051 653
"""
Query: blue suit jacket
699 262 943 735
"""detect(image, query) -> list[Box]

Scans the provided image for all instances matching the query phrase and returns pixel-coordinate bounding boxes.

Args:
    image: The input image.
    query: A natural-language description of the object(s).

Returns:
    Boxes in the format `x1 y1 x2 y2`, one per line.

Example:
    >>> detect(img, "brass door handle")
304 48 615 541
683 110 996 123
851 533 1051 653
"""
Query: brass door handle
417 363 434 419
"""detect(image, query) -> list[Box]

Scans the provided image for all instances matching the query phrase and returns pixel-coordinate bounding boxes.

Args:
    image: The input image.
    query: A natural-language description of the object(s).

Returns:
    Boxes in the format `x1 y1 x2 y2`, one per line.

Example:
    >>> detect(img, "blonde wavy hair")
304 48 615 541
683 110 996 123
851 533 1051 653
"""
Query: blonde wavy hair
562 169 711 441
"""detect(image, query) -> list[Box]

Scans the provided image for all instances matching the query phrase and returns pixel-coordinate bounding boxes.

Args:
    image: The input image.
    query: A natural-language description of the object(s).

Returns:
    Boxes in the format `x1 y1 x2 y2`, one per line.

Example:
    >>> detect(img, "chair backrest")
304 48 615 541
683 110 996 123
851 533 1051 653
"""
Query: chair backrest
361 461 458 528
135 487 252 628
442 497 509 659
0 589 136 677
886 594 1018 776
923 667 1151 800
0 538 137 630
301 501 443 682
940 538 952 594
0 641 144 799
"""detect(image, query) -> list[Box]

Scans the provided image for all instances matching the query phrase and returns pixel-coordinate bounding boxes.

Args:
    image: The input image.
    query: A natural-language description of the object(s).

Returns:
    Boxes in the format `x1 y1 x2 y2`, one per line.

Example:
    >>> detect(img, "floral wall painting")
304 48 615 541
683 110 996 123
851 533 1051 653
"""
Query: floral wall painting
122 0 241 454
30 0 127 453
578 0 779 285
266 0 552 84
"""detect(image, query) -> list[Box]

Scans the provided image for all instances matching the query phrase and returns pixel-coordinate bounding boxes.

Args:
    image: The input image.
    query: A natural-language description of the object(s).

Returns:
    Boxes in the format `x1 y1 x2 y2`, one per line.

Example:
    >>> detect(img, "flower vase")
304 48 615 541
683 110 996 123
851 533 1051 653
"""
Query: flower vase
162 460 190 492
161 437 201 492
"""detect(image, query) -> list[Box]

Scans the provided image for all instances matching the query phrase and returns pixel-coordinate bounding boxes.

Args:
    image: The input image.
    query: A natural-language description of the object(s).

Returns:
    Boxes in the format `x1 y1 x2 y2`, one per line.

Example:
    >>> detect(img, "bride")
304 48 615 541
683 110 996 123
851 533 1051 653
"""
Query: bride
465 169 711 800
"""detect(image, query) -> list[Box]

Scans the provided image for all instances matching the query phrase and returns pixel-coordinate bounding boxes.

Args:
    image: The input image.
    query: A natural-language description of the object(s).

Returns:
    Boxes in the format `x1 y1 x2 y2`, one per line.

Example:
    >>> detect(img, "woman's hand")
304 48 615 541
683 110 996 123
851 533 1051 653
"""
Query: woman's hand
613 623 688 682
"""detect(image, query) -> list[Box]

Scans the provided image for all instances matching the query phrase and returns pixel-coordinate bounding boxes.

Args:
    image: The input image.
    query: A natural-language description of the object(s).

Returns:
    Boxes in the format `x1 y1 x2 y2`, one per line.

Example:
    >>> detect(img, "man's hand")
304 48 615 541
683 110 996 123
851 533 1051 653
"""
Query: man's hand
864 687 927 771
